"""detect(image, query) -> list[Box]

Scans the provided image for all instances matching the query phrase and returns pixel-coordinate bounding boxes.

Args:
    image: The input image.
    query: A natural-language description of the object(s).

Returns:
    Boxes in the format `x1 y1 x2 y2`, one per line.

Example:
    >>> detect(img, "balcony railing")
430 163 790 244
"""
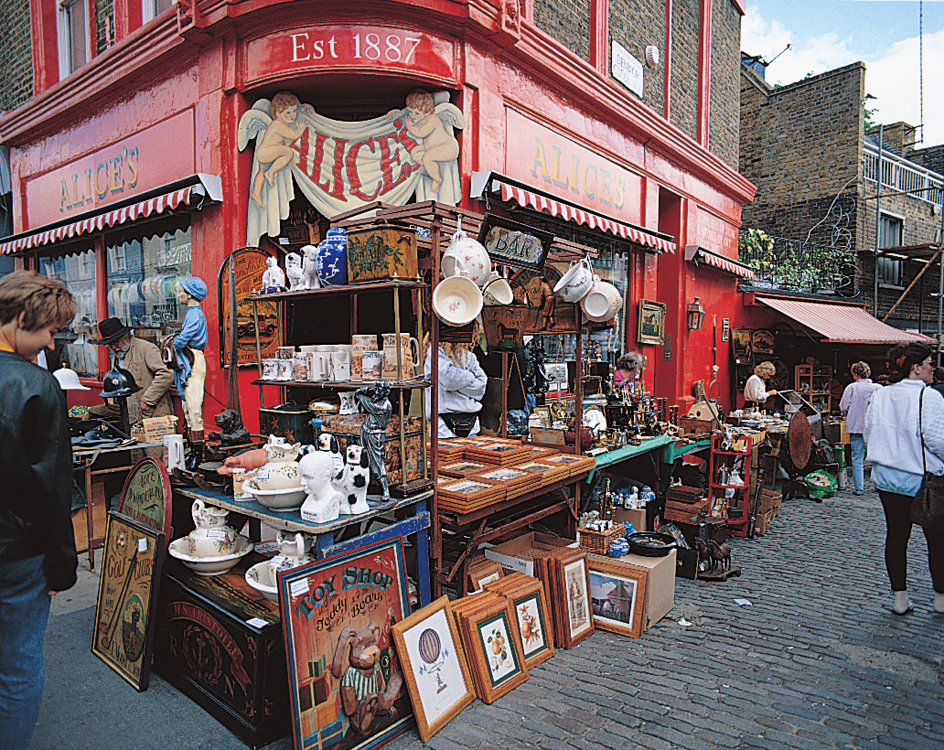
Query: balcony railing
738 231 859 297
864 142 944 206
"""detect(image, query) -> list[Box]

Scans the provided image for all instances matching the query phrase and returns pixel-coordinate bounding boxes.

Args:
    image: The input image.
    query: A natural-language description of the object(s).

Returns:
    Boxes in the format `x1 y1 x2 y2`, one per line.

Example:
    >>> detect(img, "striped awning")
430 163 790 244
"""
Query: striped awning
684 245 755 279
1 174 221 255
757 296 933 344
470 170 676 253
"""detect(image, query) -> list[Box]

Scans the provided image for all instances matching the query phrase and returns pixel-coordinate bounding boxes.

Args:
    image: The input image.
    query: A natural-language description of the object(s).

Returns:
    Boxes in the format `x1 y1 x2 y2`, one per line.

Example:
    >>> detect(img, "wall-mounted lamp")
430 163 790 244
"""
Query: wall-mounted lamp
687 297 706 331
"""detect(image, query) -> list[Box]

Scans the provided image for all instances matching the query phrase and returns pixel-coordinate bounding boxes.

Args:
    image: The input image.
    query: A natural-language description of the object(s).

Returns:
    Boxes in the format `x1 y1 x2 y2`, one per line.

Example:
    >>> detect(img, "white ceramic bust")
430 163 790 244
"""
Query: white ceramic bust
298 451 342 524
262 256 286 290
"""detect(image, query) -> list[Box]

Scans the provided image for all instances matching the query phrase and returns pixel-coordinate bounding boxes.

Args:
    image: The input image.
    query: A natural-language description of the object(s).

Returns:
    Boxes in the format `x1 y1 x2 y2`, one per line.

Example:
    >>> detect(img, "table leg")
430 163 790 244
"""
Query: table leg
85 460 95 570
414 500 431 607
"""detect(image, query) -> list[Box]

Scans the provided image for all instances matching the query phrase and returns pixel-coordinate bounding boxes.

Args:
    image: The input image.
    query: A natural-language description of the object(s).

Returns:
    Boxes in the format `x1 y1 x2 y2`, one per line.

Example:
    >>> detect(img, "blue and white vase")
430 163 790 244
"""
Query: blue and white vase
316 227 347 286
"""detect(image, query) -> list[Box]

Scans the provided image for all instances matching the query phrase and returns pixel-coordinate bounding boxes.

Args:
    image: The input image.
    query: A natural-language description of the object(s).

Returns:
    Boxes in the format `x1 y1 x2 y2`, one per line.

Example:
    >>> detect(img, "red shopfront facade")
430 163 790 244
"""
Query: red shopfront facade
0 0 755 426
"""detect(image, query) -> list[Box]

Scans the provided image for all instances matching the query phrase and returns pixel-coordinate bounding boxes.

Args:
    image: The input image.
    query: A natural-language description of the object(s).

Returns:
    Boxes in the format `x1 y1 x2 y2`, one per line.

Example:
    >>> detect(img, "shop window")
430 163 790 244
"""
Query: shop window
106 225 192 346
878 214 903 286
40 247 98 377
142 0 175 24
58 0 90 78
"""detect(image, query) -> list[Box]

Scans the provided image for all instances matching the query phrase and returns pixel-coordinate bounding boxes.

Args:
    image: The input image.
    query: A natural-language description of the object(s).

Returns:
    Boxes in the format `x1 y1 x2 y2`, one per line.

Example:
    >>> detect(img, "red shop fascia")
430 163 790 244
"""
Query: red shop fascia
0 0 755 428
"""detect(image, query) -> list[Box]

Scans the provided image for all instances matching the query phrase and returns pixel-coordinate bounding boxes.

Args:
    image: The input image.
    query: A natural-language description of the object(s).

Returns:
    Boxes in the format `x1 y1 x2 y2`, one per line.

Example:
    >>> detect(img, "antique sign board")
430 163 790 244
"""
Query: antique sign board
116 457 172 544
92 512 165 691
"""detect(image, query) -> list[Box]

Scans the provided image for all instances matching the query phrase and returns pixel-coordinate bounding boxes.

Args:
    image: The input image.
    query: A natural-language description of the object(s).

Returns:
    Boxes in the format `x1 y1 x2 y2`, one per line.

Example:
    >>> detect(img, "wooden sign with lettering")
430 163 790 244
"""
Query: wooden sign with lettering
219 247 282 367
116 458 172 543
92 512 165 691
482 304 578 349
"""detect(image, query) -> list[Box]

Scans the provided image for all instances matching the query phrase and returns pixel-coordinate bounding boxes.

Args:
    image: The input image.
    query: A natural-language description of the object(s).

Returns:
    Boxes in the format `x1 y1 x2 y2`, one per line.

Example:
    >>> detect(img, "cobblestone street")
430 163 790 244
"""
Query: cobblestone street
32 479 944 750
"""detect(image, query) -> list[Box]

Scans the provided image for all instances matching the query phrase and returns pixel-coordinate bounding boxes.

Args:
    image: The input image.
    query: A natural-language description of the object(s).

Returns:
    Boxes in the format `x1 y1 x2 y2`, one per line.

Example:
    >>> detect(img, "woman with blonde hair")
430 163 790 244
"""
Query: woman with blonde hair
743 361 778 409
423 325 487 439
839 361 882 495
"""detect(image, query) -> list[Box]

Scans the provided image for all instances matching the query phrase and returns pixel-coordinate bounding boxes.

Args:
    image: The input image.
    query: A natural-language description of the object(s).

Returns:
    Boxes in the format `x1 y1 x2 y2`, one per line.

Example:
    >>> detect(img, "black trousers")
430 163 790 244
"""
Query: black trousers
877 489 944 593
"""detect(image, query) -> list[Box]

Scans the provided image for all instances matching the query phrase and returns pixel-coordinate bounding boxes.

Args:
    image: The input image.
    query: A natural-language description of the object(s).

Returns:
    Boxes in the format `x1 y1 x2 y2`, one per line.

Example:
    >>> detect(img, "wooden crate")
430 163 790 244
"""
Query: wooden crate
753 509 774 536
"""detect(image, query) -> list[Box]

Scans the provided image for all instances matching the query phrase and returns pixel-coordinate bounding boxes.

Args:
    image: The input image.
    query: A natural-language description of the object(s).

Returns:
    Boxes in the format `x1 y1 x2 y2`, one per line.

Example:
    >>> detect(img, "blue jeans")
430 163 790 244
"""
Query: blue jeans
850 434 866 492
0 555 51 750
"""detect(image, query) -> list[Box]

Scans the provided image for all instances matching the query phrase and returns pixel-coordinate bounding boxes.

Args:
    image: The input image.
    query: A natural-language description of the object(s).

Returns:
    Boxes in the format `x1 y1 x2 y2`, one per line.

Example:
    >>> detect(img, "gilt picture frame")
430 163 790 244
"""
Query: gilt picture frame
637 299 666 346
459 597 529 704
467 559 504 593
586 556 648 638
392 596 475 743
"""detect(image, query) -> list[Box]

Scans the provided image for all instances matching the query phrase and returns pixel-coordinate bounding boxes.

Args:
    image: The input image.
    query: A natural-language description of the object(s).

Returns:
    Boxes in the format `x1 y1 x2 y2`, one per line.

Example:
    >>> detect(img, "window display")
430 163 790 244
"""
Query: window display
40 247 97 376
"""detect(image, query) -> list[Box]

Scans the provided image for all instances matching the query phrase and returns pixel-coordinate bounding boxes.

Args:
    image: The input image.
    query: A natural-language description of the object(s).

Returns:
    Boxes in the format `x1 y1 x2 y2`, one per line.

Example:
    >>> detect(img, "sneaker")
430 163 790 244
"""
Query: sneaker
853 490 864 496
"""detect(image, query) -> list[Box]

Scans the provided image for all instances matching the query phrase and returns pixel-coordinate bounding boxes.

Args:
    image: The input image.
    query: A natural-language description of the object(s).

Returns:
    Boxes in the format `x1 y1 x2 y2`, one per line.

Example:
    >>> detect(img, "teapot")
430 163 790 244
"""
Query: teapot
268 531 315 578
254 435 303 491
187 499 238 558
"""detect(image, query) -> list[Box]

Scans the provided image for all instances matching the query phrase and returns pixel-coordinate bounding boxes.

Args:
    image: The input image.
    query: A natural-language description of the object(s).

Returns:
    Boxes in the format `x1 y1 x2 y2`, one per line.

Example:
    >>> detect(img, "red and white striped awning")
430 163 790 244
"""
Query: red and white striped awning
684 245 756 279
757 296 933 344
471 171 676 253
1 183 207 255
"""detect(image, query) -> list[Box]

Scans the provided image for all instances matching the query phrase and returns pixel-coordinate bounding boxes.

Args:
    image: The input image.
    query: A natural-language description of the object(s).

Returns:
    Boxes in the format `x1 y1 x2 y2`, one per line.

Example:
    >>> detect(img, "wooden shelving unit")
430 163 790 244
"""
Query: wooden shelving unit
794 364 831 414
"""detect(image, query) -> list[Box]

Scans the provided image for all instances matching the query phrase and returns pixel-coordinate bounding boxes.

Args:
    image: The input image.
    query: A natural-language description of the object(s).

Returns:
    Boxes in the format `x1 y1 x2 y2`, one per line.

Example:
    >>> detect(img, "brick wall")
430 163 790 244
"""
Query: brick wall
905 144 944 178
608 0 665 114
670 0 700 142
709 0 740 169
534 0 590 62
0 0 34 112
739 62 865 241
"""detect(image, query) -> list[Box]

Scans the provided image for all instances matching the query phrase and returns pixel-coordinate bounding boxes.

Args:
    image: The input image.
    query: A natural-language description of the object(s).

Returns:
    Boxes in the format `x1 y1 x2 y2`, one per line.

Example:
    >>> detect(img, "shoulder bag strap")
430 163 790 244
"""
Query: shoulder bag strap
920 386 927 474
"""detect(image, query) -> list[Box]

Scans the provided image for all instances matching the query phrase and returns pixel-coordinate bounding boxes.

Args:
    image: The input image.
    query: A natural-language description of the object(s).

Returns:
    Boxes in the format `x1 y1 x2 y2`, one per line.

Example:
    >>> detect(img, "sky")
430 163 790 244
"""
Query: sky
742 1 944 148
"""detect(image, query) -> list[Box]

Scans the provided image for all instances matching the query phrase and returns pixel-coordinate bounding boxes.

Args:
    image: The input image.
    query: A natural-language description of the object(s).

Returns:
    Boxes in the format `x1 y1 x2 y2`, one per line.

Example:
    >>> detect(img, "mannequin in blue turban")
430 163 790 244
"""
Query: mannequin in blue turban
174 277 208 466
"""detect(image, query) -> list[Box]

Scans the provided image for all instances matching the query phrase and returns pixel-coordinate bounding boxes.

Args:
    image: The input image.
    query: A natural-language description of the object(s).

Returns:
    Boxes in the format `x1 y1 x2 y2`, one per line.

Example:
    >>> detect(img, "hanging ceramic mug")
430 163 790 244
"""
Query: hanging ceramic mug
580 276 623 322
553 258 594 303
442 219 491 286
432 272 484 327
482 271 514 306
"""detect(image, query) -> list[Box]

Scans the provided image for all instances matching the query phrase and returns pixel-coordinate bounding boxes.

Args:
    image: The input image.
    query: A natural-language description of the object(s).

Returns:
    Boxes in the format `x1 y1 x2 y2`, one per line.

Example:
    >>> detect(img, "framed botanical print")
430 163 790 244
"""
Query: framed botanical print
92 512 165 691
392 596 475 742
459 597 529 704
587 556 648 638
278 537 413 750
637 299 666 345
484 574 555 669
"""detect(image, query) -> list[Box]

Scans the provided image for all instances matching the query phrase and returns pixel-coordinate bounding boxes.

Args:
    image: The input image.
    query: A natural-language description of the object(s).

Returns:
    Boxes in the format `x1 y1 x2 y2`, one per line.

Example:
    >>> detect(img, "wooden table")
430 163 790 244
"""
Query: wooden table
174 486 433 607
435 473 587 598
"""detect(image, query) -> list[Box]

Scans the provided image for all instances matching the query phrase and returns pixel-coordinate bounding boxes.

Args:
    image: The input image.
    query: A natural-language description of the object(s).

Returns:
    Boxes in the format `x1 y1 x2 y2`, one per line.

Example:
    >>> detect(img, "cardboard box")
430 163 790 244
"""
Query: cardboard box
484 532 578 576
603 550 677 630
131 415 178 443
756 489 782 517
754 510 774 535
613 506 647 533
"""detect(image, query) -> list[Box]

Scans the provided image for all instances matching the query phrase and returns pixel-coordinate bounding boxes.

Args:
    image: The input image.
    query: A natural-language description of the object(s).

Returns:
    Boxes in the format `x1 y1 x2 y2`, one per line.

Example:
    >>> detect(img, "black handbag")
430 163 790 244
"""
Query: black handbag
911 388 944 531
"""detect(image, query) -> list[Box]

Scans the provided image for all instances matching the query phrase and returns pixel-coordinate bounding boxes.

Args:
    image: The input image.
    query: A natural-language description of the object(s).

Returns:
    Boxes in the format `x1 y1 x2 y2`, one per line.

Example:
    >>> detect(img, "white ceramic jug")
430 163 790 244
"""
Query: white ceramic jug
187 499 237 558
163 434 185 471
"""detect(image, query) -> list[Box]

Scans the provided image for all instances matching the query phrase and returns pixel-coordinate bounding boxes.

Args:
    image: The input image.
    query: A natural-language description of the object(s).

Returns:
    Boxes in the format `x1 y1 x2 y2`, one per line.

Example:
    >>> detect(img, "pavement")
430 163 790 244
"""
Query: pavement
30 475 944 750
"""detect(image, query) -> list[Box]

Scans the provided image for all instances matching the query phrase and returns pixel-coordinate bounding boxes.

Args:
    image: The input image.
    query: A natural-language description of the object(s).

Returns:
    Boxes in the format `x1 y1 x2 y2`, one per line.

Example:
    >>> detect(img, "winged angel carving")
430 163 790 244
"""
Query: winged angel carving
237 90 465 248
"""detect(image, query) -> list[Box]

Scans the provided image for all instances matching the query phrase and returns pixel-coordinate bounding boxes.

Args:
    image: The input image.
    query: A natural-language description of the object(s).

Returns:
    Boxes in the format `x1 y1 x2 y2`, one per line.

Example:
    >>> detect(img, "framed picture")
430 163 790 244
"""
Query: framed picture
637 299 666 345
392 596 475 743
586 556 648 638
477 213 553 269
278 537 413 750
552 549 595 648
531 406 551 428
459 597 529 704
752 328 775 356
468 559 504 593
731 328 753 363
438 460 489 479
92 511 165 691
484 574 555 669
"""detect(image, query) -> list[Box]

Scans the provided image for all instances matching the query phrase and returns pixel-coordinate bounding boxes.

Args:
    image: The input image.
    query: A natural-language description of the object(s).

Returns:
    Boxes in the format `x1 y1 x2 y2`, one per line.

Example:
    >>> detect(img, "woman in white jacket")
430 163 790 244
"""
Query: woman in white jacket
864 342 944 615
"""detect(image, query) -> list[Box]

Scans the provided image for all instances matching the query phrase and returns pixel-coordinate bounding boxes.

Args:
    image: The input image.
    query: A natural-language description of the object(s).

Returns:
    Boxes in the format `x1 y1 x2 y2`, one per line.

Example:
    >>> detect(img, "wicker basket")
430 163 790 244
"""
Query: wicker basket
578 522 626 555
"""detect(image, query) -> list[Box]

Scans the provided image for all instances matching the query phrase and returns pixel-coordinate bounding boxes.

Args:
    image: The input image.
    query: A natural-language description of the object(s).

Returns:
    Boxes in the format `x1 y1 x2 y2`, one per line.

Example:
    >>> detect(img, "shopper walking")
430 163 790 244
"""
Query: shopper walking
0 270 79 748
864 342 944 615
839 361 882 496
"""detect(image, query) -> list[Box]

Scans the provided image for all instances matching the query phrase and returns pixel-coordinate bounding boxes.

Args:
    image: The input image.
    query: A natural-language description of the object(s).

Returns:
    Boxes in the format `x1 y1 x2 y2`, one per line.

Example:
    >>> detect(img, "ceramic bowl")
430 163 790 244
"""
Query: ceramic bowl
553 258 594 303
187 526 238 558
242 484 308 511
482 271 514 306
168 535 254 576
442 229 490 286
580 276 623 322
245 561 279 602
433 274 483 326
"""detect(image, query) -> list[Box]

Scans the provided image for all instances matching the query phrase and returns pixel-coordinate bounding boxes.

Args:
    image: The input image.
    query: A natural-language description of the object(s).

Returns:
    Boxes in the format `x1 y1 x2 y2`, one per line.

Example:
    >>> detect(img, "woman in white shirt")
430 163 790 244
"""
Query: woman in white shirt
864 342 944 615
424 334 488 439
743 361 778 408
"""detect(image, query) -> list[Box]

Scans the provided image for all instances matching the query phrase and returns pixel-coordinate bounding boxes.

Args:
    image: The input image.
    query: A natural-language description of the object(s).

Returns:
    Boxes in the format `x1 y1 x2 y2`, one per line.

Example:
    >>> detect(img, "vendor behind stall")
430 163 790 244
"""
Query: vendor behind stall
744 361 778 410
614 352 643 391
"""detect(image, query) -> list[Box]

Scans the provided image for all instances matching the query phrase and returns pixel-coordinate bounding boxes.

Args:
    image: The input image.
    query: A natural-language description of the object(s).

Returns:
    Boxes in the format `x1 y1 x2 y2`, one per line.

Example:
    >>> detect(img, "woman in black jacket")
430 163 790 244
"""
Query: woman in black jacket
0 270 77 748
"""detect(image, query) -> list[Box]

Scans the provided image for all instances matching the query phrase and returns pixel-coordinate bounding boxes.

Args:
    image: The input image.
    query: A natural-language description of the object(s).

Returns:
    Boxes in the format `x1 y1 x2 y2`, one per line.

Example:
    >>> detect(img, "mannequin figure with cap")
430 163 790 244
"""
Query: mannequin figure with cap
87 317 174 427
173 277 209 468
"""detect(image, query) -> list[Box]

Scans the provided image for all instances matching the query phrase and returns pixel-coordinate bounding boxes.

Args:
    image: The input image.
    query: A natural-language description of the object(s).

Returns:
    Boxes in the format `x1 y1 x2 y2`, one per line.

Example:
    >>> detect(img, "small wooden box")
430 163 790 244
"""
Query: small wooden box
345 224 417 283
155 554 289 748
321 414 424 485
678 416 718 436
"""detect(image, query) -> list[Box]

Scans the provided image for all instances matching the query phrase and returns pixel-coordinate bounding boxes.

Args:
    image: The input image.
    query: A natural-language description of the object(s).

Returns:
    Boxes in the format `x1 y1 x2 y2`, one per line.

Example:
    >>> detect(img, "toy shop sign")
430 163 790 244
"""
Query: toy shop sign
244 25 457 85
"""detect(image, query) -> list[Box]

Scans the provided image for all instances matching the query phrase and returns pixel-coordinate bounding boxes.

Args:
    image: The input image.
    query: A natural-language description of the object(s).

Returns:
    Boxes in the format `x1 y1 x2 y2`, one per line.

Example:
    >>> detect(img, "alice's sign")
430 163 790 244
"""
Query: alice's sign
238 87 464 246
